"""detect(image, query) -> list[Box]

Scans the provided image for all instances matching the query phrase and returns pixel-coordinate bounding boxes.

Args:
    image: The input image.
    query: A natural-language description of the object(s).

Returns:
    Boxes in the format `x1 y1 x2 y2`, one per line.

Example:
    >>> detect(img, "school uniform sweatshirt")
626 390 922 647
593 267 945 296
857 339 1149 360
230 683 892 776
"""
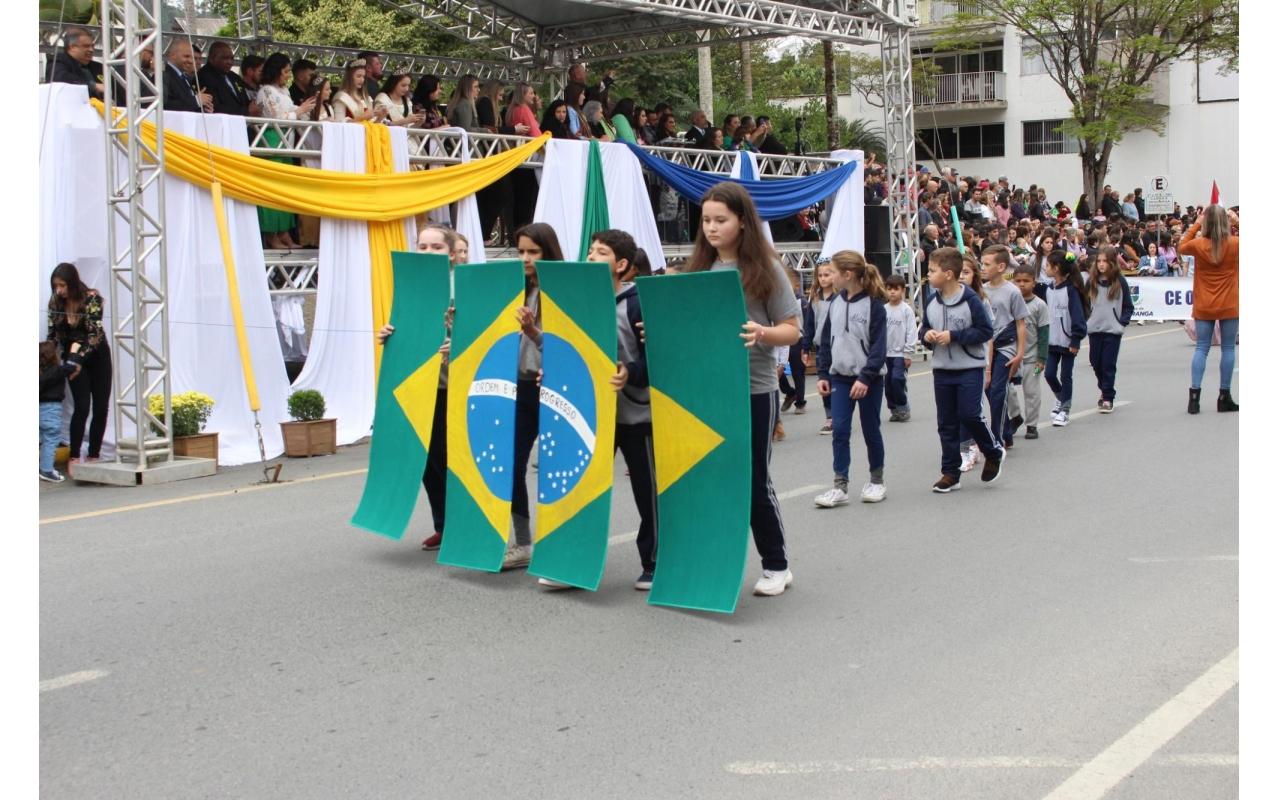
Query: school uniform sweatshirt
614 283 651 425
816 290 887 384
918 285 993 370
884 301 918 358
1086 276 1134 335
802 291 837 353
1046 279 1088 351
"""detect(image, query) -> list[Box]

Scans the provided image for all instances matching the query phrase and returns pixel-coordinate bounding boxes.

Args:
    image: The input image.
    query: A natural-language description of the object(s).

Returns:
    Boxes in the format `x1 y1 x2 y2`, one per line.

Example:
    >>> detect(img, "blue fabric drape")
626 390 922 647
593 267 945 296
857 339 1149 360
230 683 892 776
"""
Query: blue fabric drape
625 142 858 220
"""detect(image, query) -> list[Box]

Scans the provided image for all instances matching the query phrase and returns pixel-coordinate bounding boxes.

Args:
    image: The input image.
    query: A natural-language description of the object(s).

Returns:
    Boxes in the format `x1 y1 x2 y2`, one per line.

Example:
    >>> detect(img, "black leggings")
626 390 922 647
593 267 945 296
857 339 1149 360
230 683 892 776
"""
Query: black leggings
421 387 448 534
68 347 112 459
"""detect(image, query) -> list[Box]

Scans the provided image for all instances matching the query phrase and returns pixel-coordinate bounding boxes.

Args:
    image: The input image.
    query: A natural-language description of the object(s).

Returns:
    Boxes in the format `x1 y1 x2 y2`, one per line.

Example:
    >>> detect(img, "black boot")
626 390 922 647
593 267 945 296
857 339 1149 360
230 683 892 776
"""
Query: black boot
1188 388 1201 414
1217 390 1239 412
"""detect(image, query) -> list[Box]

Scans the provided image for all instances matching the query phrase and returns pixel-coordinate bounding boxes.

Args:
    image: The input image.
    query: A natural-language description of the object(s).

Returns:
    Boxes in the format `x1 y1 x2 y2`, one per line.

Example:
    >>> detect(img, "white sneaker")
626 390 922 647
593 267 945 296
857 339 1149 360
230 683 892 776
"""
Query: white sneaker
753 569 793 596
814 487 850 508
1052 410 1069 427
501 544 532 570
536 577 575 590
1051 399 1063 415
960 444 980 472
860 482 886 503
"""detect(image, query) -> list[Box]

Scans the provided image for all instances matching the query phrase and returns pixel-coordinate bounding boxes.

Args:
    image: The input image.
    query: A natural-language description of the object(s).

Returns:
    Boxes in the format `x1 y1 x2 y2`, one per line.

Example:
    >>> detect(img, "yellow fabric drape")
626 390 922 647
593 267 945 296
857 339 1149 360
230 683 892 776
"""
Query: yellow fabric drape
208 181 261 412
363 123 406 377
91 100 549 221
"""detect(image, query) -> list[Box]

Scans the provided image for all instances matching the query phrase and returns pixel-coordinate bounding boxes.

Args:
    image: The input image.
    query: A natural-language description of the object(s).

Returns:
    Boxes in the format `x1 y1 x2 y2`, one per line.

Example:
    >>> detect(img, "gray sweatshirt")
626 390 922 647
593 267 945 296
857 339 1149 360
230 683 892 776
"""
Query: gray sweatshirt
518 286 542 380
919 285 994 370
885 301 918 358
710 261 802 394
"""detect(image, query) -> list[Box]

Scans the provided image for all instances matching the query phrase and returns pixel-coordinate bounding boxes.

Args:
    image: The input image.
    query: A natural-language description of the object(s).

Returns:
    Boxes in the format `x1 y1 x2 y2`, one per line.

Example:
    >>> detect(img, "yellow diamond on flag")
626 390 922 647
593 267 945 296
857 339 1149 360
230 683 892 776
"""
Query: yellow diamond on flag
650 387 725 495
393 353 443 449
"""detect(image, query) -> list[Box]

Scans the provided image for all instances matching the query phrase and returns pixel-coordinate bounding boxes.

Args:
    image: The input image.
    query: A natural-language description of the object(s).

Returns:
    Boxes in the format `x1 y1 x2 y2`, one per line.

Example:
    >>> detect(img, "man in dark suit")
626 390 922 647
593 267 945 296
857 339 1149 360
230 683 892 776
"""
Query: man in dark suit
755 116 788 155
197 41 257 115
50 27 104 101
161 39 212 113
684 109 712 148
289 58 317 106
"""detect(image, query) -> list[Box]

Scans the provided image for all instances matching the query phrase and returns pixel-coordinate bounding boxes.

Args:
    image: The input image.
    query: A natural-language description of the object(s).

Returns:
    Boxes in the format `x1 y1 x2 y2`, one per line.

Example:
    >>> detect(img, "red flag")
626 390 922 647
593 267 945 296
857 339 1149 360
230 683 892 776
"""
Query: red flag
1210 180 1220 205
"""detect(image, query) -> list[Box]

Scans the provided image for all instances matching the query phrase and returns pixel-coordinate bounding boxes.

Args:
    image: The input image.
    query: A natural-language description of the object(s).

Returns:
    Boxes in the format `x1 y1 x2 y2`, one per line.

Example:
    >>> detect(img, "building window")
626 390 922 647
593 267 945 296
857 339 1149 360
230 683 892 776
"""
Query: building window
1023 119 1080 156
915 124 1004 160
1021 37 1049 75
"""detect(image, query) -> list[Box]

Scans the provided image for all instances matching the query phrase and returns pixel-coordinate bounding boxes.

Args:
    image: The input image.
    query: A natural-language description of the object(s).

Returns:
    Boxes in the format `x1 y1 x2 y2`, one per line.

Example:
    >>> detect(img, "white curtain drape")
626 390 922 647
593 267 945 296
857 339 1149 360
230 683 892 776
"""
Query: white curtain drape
819 149 865 261
731 150 774 247
533 138 665 268
449 128 487 262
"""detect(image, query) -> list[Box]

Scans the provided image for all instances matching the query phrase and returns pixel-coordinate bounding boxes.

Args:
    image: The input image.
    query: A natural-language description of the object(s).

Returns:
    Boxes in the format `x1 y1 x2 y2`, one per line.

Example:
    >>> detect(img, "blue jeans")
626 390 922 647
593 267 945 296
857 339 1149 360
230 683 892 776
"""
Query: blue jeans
885 357 909 412
40 402 62 473
986 352 1014 443
1088 332 1123 402
933 368 1000 478
1044 349 1077 409
829 377 885 480
1191 318 1239 391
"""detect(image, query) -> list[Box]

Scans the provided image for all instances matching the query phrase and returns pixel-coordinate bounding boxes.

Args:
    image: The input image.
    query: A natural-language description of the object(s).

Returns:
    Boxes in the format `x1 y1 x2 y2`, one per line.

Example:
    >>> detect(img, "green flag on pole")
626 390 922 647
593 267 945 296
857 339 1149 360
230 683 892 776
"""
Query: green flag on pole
528 261 619 590
439 260 527 572
351 251 451 539
577 140 610 260
636 271 752 613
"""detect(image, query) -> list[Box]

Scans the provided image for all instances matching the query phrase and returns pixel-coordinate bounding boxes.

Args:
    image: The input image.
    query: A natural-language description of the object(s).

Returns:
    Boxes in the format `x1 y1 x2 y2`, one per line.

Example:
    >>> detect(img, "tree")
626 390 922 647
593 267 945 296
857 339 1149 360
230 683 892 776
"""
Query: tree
942 0 1237 206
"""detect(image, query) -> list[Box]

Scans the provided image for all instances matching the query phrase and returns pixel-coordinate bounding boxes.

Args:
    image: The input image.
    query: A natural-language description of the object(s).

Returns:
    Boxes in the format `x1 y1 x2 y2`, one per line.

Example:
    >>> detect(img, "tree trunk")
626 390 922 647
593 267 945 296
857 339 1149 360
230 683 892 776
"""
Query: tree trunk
1081 139 1114 211
741 41 753 103
697 40 714 123
823 41 838 150
184 0 197 33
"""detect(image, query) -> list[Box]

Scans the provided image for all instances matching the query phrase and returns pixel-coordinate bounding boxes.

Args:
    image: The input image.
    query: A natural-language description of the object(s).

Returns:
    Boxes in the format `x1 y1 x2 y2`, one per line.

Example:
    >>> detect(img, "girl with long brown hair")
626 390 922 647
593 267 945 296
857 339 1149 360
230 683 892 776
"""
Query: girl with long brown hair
1084 246 1134 413
813 250 889 508
684 182 801 597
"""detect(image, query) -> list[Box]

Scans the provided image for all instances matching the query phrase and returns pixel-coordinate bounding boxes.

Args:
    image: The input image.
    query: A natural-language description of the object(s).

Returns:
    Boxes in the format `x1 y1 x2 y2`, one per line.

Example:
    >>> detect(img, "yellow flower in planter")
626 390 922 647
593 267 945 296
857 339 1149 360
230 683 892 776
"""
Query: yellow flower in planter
147 391 215 438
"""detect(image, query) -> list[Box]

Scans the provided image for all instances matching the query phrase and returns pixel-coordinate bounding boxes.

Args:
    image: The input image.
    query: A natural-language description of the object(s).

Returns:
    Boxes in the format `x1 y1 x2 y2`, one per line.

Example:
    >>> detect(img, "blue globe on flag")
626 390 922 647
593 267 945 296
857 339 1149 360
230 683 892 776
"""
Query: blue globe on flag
467 332 521 501
537 334 597 504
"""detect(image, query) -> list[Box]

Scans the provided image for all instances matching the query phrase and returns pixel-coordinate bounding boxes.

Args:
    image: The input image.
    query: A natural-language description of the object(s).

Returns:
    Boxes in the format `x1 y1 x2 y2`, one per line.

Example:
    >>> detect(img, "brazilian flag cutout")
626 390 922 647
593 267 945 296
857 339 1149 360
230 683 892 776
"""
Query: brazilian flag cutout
351 252 451 539
636 271 751 613
528 261 618 590
439 260 527 572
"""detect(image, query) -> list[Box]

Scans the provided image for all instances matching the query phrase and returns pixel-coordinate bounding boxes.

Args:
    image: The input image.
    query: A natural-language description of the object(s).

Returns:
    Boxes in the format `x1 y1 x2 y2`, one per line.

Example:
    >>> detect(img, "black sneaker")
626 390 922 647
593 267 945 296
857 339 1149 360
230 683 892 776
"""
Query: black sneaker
1025 426 1039 440
932 474 961 493
1003 437 1014 449
980 447 1005 483
634 571 654 591
1009 414 1024 434
781 394 796 413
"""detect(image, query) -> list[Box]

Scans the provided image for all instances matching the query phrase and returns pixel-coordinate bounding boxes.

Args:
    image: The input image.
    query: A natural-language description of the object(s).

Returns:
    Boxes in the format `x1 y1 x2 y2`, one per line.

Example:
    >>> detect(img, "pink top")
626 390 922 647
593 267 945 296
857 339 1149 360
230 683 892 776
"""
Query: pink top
506 104 541 137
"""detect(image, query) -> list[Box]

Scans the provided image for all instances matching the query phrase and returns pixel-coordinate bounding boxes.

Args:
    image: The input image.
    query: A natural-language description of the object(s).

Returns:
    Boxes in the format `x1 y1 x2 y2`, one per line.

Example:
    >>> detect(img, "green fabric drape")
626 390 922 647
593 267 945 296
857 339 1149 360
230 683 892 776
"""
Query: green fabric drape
577 140 611 260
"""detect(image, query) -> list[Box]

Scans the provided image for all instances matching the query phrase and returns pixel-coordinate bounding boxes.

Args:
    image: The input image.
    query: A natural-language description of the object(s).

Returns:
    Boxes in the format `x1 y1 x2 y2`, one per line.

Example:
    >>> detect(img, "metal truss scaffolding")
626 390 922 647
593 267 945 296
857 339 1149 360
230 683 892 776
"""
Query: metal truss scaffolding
233 0 273 41
880 7 921 292
100 0 173 467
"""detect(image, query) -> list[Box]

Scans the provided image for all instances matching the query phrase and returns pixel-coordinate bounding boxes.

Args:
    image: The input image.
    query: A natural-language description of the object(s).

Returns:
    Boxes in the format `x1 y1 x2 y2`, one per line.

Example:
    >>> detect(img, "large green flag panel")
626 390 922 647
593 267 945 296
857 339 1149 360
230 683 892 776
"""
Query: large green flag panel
350 251 452 539
636 271 752 614
439 260 527 573
528 261 619 591
576 141 610 260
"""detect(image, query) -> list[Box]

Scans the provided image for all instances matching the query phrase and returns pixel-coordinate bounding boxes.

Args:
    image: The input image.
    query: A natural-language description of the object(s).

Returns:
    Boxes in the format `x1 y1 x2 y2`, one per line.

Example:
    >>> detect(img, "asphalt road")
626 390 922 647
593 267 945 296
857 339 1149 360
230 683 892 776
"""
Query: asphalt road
40 323 1239 799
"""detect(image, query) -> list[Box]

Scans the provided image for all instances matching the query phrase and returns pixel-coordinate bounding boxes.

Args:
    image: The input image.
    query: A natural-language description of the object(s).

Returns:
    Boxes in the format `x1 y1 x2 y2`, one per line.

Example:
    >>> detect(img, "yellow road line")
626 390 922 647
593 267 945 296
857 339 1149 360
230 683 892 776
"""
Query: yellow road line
39 468 369 526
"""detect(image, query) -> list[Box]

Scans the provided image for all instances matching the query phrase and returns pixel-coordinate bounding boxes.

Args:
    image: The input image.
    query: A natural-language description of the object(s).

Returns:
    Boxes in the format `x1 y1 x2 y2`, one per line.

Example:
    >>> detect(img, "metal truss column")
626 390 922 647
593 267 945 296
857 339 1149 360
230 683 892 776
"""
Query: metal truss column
880 15 921 311
101 0 173 466
234 0 274 41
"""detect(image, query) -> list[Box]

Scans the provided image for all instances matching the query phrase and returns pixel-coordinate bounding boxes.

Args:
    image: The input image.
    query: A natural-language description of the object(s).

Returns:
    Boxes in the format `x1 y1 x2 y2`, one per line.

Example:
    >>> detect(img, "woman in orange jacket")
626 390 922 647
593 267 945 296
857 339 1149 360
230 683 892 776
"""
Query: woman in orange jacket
1178 205 1239 413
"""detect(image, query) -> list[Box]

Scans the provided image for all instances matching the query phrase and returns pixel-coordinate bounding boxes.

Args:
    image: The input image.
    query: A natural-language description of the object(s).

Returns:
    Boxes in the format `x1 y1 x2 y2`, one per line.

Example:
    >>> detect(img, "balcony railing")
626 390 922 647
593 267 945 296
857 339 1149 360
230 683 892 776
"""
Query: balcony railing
914 71 1006 107
928 1 985 23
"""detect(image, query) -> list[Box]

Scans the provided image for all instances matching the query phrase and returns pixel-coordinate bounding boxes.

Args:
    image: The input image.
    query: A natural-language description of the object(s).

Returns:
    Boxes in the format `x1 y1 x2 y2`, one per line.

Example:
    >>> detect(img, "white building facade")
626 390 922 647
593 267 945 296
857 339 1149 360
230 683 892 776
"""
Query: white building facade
787 0 1239 208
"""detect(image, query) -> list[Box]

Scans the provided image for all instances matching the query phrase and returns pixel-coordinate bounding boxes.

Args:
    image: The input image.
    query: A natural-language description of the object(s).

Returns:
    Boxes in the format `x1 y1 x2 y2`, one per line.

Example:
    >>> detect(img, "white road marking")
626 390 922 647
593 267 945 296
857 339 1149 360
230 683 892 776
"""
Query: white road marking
1128 555 1238 564
40 670 109 693
606 484 826 547
1053 400 1133 422
725 753 1237 775
1041 648 1239 800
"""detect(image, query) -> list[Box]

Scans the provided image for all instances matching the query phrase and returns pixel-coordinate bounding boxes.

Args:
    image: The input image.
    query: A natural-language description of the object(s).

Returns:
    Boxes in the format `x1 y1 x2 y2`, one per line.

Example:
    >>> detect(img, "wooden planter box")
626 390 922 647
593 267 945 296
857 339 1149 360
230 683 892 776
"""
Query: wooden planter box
173 432 219 467
281 418 337 457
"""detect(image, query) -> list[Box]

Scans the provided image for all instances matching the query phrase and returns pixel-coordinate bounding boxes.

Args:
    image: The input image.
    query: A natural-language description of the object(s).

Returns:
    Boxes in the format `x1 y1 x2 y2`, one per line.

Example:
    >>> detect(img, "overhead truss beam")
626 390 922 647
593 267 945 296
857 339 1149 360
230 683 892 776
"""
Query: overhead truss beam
376 0 544 63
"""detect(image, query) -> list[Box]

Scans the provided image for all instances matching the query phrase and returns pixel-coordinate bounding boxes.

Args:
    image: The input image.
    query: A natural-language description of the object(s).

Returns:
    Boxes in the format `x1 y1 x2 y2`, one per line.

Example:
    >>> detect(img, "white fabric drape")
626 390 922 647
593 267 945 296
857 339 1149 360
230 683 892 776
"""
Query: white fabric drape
290 122 377 446
154 110 291 465
449 128 487 262
730 151 775 247
533 138 665 268
819 149 865 261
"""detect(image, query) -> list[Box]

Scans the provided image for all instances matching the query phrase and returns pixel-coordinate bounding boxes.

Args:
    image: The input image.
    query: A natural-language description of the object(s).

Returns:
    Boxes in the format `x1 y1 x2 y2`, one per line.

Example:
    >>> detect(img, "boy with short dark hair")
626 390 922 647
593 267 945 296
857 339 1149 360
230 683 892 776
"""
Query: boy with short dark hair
883 274 917 422
1007 263 1049 439
919 247 1004 492
980 245 1028 448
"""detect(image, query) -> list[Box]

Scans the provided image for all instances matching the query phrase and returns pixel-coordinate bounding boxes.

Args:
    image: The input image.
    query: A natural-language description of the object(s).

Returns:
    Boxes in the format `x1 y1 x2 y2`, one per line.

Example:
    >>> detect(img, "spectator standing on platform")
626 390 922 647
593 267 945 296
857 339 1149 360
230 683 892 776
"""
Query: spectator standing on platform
583 100 614 141
47 263 112 470
289 59 316 105
684 110 712 148
1179 205 1240 414
1101 186 1123 218
197 42 257 116
375 73 426 126
445 74 484 131
257 53 316 250
51 27 103 101
1121 193 1140 222
410 75 447 128
161 39 212 113
332 59 383 122
610 98 639 144
240 54 264 105
756 116 788 155
504 82 542 137
356 51 383 85
539 100 573 139
1133 187 1146 221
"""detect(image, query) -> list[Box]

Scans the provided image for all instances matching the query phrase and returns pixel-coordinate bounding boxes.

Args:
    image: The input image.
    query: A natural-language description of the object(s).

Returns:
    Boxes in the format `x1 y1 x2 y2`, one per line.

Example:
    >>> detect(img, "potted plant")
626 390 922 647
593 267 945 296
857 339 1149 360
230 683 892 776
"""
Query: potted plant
281 389 337 457
148 391 218 466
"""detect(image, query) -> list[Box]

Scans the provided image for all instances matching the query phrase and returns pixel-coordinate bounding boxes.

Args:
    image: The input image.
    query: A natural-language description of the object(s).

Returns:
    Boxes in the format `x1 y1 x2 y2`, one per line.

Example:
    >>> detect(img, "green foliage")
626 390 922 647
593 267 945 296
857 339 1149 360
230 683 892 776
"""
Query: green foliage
40 0 96 24
288 389 327 422
148 391 215 438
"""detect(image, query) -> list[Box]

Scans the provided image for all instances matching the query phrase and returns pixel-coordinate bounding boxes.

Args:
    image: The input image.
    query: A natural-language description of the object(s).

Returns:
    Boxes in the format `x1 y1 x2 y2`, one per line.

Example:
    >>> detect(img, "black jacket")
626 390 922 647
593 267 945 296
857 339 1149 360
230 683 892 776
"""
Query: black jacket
161 61 204 113
1101 194 1123 218
40 362 77 403
758 133 788 155
197 65 252 115
50 51 103 101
